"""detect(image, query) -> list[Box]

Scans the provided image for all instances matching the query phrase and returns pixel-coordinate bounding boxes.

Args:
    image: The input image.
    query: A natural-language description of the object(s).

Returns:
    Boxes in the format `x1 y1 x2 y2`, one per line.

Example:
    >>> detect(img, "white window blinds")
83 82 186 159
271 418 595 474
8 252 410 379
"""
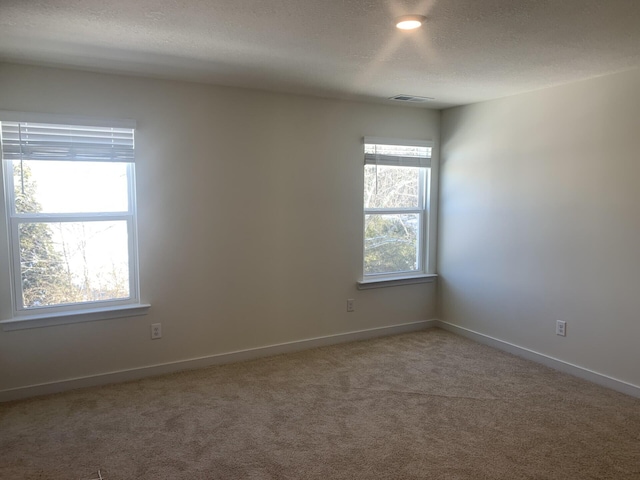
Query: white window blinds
364 137 432 168
1 121 135 162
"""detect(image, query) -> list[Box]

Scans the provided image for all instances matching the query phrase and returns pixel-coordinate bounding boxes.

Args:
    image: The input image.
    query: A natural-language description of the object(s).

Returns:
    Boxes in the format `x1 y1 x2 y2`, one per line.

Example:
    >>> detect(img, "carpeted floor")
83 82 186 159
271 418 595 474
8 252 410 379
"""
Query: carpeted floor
1 328 639 479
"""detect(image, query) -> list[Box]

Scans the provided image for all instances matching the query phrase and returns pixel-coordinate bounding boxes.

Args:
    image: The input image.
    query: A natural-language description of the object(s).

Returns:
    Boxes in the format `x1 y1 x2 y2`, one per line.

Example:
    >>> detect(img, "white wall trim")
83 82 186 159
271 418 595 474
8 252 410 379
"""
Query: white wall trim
0 319 437 402
435 320 640 399
5 318 638 402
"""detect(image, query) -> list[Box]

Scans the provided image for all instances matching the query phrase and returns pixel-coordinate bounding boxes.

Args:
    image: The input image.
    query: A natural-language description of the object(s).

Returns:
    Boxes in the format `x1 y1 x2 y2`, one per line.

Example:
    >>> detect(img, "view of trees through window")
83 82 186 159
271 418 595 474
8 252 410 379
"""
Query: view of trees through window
363 164 424 275
12 162 130 309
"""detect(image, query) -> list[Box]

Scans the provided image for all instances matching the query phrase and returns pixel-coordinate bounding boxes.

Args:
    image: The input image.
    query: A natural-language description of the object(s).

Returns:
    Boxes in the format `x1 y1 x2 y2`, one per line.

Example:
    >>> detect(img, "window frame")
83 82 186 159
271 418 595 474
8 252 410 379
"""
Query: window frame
360 137 437 287
0 112 148 329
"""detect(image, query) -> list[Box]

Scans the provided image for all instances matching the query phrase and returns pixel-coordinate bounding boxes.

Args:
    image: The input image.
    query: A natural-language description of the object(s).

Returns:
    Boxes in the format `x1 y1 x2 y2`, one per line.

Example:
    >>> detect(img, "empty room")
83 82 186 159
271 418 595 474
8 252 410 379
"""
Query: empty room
0 1 639 479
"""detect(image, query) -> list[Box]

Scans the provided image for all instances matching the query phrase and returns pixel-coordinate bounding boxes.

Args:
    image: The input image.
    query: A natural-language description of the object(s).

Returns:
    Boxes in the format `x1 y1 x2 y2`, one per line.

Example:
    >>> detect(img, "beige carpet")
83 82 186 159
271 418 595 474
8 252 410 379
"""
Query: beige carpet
1 328 639 479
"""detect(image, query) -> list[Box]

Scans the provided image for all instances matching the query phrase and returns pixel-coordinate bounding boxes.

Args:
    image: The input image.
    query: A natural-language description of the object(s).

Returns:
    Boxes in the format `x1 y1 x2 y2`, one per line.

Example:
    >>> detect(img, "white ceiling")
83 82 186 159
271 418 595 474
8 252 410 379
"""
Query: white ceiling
1 0 639 109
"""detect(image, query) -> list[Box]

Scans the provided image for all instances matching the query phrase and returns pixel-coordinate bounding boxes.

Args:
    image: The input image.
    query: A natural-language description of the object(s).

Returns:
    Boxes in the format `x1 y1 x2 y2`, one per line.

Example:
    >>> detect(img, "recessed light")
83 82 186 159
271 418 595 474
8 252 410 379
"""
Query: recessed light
395 15 426 30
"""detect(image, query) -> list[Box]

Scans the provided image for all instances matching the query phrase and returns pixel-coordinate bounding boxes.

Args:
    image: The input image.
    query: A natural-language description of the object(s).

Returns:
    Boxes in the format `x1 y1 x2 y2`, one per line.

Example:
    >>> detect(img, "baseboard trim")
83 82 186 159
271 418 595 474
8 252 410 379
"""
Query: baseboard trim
435 320 640 399
0 319 438 402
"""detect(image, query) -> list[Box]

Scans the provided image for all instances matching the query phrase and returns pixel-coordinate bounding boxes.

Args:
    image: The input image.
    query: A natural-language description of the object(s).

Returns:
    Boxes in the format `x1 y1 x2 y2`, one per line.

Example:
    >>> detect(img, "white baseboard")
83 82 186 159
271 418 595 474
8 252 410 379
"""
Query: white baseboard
0 319 438 402
435 320 640 399
5 319 637 402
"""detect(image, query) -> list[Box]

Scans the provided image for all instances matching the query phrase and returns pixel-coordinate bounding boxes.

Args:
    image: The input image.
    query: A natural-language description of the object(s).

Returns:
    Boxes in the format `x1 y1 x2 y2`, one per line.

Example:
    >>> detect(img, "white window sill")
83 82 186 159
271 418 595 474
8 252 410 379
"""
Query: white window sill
0 303 151 331
357 274 438 290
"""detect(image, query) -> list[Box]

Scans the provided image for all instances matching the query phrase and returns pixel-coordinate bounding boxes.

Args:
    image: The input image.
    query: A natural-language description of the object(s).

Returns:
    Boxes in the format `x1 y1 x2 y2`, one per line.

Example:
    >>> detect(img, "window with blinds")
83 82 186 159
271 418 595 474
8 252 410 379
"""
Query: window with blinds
0 113 141 316
0 121 135 162
363 137 434 279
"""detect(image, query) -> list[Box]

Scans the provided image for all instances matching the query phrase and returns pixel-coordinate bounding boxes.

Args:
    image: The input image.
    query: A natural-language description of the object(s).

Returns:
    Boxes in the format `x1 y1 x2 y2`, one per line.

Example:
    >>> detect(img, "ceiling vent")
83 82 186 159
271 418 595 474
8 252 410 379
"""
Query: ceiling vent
389 94 434 103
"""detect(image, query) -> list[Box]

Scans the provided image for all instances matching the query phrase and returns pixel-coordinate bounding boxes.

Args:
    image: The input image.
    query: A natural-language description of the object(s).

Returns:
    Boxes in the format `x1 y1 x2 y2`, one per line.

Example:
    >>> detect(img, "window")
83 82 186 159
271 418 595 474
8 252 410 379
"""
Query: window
1 113 144 325
362 137 435 284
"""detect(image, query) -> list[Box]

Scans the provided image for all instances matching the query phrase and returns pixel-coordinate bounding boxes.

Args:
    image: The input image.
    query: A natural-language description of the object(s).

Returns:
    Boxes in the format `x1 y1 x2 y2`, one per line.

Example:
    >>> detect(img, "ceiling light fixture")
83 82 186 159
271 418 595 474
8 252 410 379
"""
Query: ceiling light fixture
395 15 426 30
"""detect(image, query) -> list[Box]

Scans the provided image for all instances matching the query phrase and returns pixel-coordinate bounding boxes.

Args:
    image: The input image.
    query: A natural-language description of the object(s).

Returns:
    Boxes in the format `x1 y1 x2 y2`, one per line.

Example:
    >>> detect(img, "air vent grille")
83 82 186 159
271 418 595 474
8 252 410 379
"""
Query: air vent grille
389 94 434 103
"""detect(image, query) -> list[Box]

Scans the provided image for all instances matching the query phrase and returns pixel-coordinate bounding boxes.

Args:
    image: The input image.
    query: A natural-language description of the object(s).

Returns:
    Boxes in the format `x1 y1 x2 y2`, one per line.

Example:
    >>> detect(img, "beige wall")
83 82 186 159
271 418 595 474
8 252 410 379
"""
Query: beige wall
439 68 640 387
0 63 439 391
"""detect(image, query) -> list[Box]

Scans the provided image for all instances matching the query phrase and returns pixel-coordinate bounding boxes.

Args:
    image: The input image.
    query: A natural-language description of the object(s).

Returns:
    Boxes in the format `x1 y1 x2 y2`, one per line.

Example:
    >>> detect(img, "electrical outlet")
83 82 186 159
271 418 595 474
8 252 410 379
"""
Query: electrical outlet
151 323 162 339
556 320 566 337
346 299 355 312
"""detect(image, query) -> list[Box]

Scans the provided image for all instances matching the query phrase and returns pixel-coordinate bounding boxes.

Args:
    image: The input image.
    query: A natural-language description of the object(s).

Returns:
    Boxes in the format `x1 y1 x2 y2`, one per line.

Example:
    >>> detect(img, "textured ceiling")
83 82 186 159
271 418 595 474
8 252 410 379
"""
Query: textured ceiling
1 0 639 108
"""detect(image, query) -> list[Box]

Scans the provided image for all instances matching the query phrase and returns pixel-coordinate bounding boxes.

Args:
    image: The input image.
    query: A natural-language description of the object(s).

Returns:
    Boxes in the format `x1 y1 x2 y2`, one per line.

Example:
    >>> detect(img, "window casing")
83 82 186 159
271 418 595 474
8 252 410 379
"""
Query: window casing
1 113 141 318
363 137 435 282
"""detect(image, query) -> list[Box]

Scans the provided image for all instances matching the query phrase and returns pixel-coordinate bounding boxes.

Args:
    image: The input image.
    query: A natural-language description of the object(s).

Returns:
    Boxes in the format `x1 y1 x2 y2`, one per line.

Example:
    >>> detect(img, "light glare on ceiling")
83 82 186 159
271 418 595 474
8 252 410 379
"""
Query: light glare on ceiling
396 15 426 30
